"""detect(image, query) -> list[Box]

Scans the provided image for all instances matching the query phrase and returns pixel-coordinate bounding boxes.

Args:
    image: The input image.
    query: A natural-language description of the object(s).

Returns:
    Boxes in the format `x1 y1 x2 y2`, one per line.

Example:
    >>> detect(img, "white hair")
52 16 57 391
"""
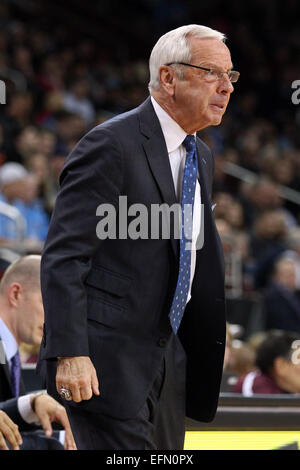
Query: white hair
148 24 226 92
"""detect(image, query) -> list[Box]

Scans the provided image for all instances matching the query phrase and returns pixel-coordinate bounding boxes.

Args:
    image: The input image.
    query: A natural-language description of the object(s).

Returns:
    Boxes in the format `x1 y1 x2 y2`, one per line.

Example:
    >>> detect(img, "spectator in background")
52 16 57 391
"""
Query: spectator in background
39 129 57 158
233 330 300 395
36 53 65 94
13 126 41 164
54 111 86 155
26 152 50 198
251 209 289 289
35 91 64 131
0 162 28 242
0 92 34 163
227 338 256 379
0 255 76 449
264 258 300 334
240 178 297 230
0 162 49 247
285 228 300 290
63 77 95 127
14 174 49 242
215 216 250 294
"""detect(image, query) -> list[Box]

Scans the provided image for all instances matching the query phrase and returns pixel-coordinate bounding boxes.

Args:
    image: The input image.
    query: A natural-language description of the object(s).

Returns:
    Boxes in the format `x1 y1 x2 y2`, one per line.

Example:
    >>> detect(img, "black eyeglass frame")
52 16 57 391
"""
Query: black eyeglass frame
165 62 240 83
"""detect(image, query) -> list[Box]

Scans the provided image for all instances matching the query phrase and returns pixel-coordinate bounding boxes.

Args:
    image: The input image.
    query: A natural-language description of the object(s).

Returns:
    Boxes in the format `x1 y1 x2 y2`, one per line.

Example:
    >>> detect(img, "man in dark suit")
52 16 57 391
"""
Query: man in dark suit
0 255 76 449
264 257 300 333
39 24 238 449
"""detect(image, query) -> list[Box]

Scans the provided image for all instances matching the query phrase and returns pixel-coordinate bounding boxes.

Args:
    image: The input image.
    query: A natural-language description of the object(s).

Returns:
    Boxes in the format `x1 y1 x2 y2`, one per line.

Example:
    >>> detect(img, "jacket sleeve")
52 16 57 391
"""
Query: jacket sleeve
0 398 37 432
40 126 123 359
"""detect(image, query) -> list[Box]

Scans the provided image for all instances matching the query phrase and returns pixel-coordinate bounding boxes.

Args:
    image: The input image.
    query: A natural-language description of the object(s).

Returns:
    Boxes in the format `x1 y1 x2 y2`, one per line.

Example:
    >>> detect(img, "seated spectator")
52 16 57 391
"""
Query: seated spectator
215 218 250 295
0 255 76 450
62 77 95 126
14 125 41 163
240 178 297 231
14 174 49 242
0 162 28 242
227 339 256 378
26 152 50 201
0 162 49 247
264 258 300 333
251 209 289 289
285 228 300 290
233 330 300 395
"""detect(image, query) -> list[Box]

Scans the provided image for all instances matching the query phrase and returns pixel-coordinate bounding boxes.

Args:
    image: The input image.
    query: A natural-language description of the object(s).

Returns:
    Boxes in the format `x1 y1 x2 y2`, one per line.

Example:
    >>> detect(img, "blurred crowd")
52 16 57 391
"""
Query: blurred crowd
0 0 299 393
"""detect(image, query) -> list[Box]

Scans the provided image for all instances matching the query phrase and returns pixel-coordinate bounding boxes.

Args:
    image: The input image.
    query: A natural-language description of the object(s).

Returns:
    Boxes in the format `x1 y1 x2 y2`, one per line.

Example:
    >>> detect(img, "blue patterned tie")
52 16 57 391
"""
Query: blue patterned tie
169 134 198 334
11 351 21 397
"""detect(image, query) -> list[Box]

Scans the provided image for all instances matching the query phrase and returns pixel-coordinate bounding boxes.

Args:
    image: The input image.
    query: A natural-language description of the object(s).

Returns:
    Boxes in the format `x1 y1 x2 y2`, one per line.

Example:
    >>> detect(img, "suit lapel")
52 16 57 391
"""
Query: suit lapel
195 139 216 264
138 98 179 259
196 139 211 205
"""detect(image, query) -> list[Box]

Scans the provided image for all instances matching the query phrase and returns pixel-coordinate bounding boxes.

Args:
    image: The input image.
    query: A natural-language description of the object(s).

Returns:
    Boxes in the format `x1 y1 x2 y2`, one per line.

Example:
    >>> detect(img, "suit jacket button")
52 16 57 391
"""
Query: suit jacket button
158 338 167 347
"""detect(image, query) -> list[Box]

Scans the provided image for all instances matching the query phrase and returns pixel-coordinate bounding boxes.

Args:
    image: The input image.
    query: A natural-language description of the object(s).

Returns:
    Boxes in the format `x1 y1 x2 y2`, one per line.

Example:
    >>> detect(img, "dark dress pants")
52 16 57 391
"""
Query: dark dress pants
4 430 65 450
65 334 186 450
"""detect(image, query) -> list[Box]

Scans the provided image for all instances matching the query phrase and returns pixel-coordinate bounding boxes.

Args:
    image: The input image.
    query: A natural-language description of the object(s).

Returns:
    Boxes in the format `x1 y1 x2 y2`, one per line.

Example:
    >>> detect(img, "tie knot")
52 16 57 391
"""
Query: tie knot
182 135 196 153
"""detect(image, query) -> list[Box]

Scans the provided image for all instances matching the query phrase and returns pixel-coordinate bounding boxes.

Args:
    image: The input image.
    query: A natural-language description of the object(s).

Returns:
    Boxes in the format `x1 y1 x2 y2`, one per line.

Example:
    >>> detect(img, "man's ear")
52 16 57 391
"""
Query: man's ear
158 65 176 96
7 283 22 308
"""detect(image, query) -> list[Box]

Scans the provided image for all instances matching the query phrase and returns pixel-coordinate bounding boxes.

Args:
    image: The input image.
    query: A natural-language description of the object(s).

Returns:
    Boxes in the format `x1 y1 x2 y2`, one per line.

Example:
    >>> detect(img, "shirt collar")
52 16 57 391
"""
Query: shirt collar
151 96 188 153
0 317 18 362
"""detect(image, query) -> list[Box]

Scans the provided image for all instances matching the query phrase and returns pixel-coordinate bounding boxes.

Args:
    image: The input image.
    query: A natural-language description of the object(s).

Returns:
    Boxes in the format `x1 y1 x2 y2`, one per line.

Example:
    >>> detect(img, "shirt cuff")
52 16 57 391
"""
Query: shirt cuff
17 394 40 425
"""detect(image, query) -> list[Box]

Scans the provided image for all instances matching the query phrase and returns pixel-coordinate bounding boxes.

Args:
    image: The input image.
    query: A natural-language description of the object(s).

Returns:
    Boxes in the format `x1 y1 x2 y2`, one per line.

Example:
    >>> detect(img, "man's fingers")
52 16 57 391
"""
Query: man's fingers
56 356 99 402
79 385 93 401
53 408 77 450
0 433 9 450
0 423 19 450
0 413 22 450
68 383 82 403
91 368 100 396
64 431 77 450
38 411 53 438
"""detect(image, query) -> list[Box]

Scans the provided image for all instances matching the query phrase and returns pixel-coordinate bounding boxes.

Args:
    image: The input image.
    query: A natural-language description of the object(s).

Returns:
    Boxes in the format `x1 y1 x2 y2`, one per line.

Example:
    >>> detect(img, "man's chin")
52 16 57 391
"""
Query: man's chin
205 111 224 127
210 117 223 126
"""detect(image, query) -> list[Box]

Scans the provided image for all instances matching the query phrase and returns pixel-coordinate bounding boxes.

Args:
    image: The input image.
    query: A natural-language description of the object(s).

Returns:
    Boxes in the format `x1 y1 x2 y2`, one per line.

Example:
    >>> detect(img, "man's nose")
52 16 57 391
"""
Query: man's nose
218 74 234 94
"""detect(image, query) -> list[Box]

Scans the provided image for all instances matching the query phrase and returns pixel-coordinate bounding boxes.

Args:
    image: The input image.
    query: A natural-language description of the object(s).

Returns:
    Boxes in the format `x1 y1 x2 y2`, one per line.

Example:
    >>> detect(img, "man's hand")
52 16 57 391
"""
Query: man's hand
0 410 22 450
56 356 100 404
31 394 77 450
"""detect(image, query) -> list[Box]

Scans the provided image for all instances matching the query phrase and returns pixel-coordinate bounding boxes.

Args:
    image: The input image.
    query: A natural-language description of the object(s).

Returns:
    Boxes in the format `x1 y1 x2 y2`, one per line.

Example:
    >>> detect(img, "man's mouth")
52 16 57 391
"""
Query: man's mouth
210 103 226 112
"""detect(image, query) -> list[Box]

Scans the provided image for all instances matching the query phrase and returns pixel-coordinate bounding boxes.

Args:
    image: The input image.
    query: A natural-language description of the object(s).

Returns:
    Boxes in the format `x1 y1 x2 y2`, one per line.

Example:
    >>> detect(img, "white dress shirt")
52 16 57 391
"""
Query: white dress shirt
151 96 201 303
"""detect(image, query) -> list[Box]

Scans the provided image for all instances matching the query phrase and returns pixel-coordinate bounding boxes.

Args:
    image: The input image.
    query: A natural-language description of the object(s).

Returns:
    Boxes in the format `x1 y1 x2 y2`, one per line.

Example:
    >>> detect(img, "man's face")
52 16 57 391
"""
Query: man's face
173 37 234 132
17 288 44 346
282 361 300 393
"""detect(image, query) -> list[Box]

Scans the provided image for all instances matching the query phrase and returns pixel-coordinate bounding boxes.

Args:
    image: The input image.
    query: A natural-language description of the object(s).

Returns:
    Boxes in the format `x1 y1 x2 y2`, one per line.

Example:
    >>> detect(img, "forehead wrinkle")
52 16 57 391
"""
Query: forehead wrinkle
190 39 233 71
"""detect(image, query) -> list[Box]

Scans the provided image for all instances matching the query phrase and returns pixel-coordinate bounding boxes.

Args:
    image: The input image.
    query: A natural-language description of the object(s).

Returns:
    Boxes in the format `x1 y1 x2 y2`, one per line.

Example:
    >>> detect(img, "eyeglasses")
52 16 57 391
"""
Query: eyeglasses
166 62 240 83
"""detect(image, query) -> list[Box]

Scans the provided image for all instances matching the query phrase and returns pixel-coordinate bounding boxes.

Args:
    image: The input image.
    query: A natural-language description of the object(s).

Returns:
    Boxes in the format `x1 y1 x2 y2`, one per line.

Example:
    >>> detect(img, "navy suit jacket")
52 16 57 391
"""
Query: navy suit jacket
264 282 300 333
0 398 37 432
39 97 226 422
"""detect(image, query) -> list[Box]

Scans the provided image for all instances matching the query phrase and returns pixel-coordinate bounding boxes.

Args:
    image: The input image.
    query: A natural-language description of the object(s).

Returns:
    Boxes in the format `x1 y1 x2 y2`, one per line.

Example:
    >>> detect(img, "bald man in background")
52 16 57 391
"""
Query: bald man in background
0 255 76 450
